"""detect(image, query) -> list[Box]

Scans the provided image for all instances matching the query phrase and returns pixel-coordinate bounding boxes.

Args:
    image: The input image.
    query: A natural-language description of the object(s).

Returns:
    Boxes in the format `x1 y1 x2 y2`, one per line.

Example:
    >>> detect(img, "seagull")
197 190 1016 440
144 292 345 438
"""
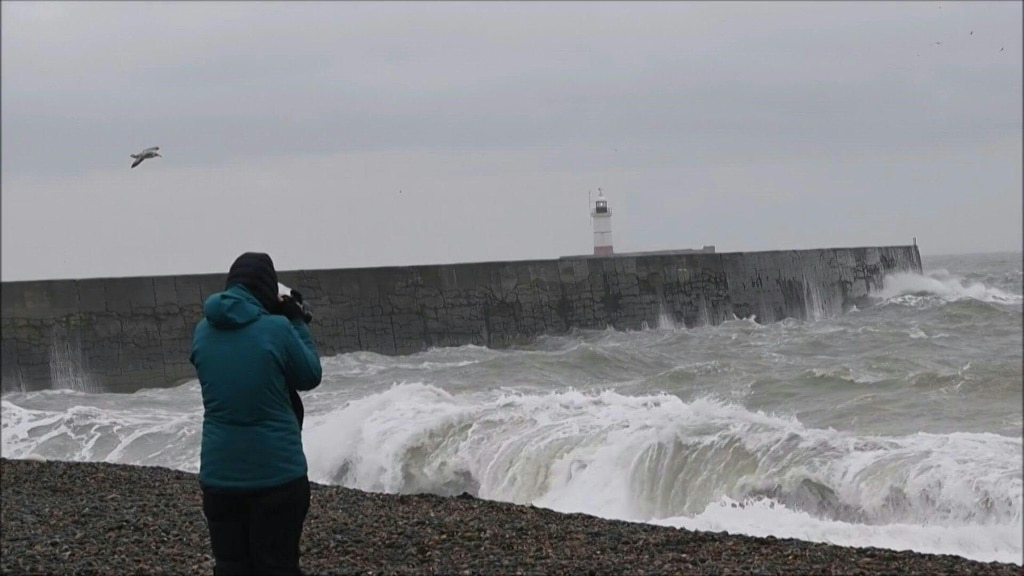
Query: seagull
130 146 161 169
1000 46 1004 52
970 31 973 36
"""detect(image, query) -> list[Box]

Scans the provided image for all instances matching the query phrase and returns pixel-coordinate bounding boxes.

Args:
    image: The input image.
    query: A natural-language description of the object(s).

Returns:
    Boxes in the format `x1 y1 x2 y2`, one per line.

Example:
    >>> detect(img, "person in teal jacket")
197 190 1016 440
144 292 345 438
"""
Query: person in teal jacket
190 252 322 576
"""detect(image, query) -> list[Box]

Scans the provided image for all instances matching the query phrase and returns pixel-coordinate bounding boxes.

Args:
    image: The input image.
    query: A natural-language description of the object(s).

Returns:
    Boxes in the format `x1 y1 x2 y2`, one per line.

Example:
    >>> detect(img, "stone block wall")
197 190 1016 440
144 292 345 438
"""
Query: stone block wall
1 245 921 393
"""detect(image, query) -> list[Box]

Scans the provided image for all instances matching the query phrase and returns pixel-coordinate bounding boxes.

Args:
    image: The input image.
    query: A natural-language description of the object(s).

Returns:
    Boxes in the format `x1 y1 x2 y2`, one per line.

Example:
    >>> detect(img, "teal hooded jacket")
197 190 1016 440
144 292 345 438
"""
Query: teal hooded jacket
190 284 323 490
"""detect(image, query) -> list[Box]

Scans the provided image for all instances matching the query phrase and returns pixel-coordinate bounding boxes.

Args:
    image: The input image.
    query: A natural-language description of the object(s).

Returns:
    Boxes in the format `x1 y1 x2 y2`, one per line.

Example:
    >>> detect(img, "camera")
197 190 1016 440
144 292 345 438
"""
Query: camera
277 282 313 323
278 282 296 301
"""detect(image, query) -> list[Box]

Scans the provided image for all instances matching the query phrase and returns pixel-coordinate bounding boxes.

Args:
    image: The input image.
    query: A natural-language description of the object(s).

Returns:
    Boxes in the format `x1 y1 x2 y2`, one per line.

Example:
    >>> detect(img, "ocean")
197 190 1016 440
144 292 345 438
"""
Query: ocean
2 252 1021 565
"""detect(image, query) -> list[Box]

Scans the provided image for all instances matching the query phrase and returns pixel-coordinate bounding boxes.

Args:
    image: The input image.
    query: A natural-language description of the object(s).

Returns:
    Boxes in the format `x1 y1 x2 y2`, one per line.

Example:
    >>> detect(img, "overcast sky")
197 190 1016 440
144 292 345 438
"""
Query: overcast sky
2 1 1021 281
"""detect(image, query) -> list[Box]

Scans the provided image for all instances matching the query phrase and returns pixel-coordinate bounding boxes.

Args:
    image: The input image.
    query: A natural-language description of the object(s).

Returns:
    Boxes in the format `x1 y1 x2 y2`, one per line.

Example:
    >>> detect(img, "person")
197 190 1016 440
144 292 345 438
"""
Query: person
189 252 322 576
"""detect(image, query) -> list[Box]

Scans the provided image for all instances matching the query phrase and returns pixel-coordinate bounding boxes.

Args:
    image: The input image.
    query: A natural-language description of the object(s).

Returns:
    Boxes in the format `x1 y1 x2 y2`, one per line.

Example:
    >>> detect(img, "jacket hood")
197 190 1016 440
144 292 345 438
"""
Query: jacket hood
225 252 280 314
203 285 267 329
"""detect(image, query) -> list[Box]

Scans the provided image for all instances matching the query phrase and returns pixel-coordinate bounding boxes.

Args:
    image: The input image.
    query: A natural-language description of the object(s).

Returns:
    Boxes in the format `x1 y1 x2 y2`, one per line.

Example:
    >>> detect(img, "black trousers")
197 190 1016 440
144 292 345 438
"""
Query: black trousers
201 475 311 576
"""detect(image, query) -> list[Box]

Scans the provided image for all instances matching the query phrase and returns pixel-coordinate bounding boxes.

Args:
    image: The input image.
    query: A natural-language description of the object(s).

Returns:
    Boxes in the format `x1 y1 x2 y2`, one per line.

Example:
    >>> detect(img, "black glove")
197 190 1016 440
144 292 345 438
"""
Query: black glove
279 289 313 324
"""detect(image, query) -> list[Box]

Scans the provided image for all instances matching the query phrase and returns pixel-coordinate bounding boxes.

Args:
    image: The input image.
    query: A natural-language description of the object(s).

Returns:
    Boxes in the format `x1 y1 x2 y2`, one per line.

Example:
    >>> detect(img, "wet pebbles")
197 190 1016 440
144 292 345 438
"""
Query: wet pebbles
2 458 1019 575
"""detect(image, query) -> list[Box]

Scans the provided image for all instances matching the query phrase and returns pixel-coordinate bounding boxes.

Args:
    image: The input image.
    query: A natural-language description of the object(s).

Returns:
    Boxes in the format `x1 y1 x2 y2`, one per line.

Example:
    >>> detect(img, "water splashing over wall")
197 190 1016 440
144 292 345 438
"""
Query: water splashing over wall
49 325 98 393
656 301 679 331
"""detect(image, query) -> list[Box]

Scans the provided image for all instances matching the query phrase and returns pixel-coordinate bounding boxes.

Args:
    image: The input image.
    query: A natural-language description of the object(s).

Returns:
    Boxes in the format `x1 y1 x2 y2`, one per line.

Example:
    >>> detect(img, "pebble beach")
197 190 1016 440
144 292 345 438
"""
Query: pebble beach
1 458 1019 576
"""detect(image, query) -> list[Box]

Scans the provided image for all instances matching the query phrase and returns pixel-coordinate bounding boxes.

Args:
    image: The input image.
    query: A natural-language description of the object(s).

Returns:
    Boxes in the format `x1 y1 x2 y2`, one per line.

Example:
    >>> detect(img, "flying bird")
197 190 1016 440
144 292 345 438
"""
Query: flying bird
1000 46 1004 52
130 146 161 169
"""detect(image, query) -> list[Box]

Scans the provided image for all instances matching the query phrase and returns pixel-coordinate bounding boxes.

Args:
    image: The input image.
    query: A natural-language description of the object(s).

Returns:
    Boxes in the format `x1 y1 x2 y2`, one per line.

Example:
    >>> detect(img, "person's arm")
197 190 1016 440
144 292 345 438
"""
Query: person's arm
281 319 323 391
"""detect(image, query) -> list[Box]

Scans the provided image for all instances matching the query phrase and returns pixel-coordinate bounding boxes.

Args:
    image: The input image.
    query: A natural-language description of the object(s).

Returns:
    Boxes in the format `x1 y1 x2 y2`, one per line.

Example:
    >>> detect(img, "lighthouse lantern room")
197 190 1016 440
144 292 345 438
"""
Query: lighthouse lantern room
592 188 613 256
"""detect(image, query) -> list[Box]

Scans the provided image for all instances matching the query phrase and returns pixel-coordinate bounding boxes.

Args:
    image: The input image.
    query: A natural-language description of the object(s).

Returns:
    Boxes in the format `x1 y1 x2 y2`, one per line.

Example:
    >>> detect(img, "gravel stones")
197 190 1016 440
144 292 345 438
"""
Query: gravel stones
2 458 1019 575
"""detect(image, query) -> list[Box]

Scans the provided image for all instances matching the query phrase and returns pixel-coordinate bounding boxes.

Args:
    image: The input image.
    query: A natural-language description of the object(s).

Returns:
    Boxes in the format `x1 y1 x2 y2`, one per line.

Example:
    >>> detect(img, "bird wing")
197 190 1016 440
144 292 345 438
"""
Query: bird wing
131 156 145 168
141 146 159 154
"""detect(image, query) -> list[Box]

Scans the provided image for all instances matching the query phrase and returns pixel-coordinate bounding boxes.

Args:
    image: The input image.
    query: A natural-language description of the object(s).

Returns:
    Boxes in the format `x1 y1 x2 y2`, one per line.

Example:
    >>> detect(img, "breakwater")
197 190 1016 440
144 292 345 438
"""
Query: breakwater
1 245 921 393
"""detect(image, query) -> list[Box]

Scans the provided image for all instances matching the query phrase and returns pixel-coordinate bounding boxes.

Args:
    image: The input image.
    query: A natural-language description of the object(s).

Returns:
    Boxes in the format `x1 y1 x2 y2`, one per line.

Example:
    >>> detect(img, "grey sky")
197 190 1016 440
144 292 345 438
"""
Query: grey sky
2 1 1021 281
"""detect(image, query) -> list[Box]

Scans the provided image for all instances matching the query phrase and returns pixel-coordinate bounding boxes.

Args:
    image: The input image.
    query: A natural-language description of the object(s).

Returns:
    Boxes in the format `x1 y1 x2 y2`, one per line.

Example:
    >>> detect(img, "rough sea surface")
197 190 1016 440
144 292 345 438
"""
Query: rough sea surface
2 252 1021 565
4 458 1019 576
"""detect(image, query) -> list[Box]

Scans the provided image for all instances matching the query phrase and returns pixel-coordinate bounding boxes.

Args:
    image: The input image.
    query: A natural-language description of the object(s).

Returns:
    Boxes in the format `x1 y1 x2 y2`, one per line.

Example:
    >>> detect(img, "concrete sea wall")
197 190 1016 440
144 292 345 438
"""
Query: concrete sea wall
1 246 922 393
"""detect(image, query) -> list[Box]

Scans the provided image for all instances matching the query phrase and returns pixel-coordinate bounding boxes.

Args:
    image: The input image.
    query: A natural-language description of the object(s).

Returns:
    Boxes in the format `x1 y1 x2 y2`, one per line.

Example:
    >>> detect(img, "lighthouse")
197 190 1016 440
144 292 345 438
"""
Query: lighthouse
591 188 613 256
